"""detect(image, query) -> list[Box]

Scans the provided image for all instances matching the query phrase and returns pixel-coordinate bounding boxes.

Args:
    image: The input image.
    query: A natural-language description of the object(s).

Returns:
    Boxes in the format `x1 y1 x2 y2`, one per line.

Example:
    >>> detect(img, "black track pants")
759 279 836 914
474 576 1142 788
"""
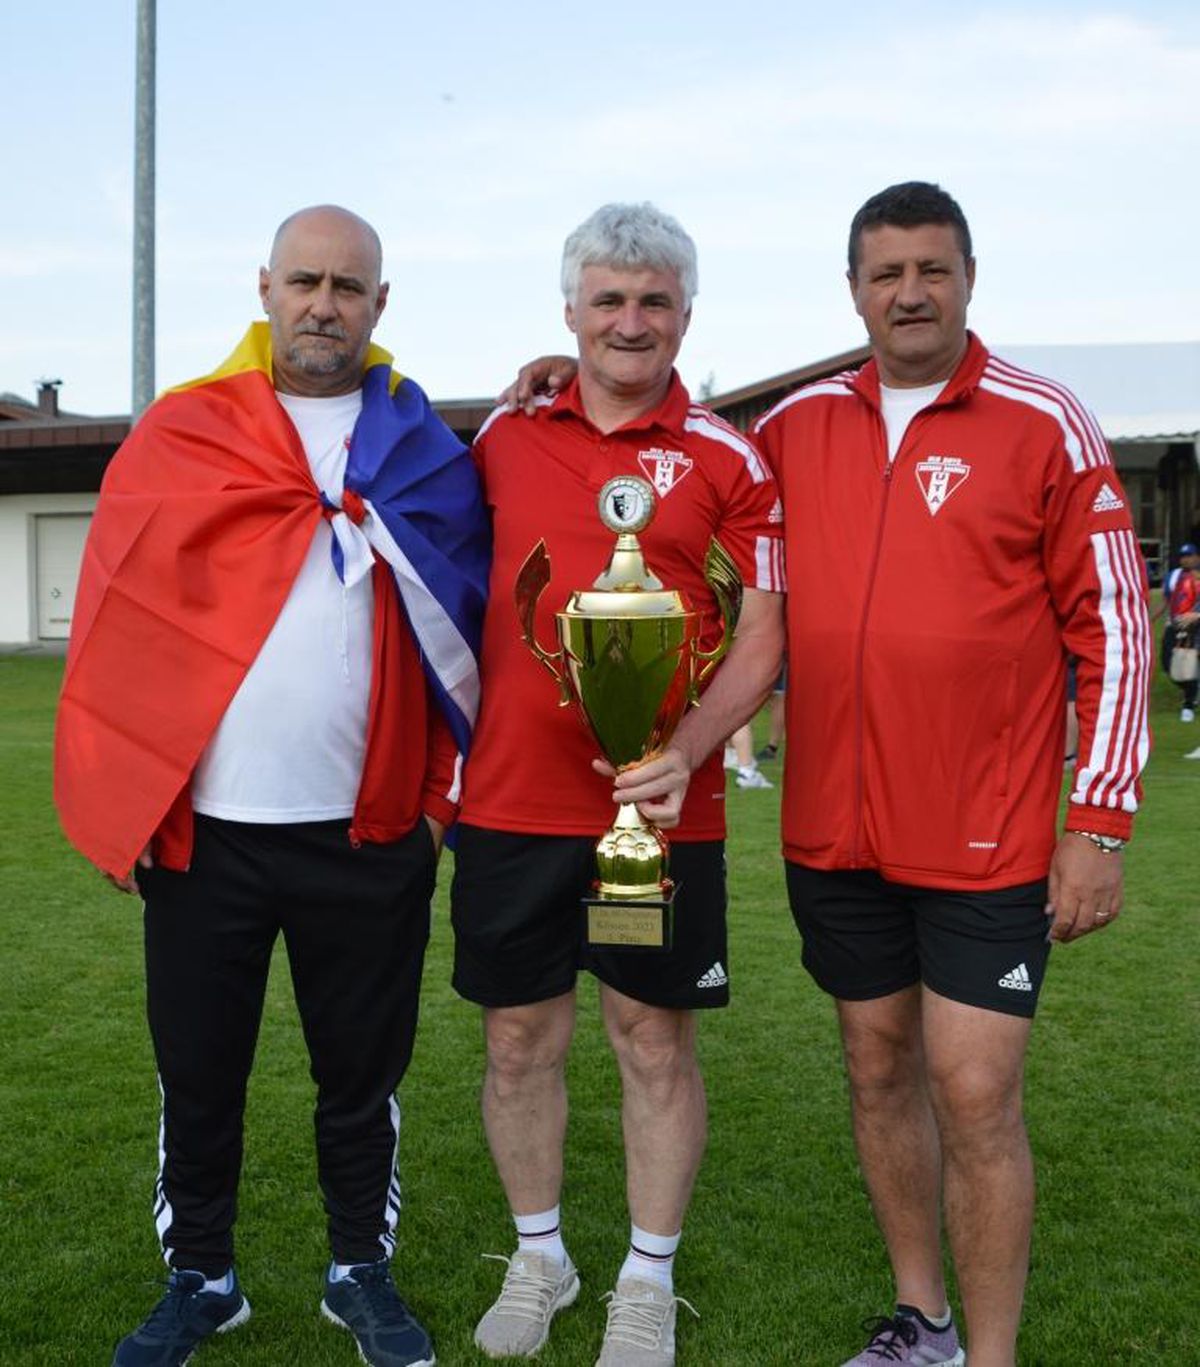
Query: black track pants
139 815 435 1276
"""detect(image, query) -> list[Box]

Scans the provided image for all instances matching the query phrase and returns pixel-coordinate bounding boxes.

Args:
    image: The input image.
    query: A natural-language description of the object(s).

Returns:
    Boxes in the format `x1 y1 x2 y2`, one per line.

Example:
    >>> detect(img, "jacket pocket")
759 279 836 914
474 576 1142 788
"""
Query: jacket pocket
862 636 1020 879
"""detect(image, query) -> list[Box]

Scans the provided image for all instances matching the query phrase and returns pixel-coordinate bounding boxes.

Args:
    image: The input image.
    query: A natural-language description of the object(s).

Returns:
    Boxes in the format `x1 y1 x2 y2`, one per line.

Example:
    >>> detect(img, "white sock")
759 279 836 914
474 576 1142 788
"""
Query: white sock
514 1205 567 1267
200 1269 234 1294
329 1259 381 1283
898 1302 952 1330
618 1224 680 1292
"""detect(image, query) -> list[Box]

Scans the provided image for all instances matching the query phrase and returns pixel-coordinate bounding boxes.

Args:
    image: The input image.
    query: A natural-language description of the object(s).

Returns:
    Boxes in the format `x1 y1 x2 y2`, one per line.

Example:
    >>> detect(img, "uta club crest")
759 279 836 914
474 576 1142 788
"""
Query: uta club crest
638 447 693 497
915 455 971 517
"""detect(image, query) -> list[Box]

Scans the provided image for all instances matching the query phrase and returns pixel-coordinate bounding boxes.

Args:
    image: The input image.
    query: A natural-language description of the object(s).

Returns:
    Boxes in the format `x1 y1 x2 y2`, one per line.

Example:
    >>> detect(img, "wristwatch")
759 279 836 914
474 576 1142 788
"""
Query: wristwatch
1071 830 1127 854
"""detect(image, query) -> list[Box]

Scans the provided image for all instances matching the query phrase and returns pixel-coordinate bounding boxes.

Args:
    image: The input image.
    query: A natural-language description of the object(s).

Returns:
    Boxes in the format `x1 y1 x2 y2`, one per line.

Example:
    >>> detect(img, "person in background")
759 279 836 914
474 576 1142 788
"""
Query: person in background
1157 542 1199 721
727 721 773 788
756 666 787 763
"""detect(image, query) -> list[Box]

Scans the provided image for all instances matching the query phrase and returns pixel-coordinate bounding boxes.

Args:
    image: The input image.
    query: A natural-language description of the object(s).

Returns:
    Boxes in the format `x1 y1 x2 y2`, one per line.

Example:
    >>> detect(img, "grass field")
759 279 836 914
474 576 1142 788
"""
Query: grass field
1 654 1196 1365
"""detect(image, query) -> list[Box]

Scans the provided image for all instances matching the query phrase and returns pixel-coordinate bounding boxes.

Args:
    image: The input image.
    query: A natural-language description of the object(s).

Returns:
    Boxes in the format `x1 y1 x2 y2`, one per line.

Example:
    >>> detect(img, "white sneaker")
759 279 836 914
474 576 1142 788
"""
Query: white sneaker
1182 707 1196 723
595 1277 698 1366
474 1250 579 1357
735 766 773 789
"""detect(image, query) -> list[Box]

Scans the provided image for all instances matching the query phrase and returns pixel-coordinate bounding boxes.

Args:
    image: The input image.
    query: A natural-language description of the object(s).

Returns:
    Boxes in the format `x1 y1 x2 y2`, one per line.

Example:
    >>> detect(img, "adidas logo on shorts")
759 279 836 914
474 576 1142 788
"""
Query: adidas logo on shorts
696 961 728 989
998 962 1034 992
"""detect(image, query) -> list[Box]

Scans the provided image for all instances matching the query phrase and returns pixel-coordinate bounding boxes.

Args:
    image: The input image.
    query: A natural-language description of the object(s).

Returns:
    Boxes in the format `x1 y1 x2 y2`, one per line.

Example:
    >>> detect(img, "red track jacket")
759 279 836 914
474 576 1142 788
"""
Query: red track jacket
755 333 1151 891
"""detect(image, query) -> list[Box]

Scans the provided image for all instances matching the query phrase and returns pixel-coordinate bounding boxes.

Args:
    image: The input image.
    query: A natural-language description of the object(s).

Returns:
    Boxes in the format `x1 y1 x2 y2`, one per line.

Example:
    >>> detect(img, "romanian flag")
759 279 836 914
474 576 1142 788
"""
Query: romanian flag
55 323 489 877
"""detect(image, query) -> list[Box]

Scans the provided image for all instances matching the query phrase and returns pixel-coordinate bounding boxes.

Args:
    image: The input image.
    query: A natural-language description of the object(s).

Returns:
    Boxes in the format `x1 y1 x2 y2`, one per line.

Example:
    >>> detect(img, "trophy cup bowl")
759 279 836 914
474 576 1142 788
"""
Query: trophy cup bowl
515 475 742 950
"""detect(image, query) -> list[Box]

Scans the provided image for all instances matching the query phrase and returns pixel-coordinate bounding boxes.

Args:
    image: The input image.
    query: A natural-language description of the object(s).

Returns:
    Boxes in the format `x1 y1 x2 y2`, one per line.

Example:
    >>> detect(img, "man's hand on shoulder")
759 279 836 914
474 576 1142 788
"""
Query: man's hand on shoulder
498 356 578 416
102 845 153 896
1046 832 1123 942
593 747 692 830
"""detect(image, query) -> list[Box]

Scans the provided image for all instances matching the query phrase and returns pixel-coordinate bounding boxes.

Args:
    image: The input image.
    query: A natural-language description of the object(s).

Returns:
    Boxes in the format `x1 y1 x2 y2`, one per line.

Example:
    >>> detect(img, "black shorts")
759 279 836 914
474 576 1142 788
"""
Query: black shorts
785 863 1051 1019
451 825 729 1011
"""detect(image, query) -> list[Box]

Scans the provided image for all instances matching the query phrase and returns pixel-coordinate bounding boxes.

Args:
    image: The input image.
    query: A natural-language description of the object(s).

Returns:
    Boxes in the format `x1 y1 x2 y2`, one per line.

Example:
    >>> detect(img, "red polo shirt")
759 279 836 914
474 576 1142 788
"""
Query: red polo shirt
461 372 784 839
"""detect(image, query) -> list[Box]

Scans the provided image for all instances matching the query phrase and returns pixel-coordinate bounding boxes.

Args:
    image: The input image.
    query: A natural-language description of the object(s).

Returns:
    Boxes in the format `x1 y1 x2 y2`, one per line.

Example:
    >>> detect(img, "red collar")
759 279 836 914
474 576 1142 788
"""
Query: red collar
547 369 692 438
851 331 990 410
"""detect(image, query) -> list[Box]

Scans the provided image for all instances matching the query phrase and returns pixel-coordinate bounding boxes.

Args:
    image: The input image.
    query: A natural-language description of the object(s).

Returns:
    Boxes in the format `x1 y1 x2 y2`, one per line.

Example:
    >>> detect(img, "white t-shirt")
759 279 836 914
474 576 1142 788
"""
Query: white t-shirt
879 381 947 461
192 390 374 822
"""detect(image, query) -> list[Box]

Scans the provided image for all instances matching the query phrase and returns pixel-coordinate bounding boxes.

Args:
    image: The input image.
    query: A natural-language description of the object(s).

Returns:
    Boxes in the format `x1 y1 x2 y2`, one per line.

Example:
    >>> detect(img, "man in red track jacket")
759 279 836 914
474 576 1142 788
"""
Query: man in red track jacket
752 183 1150 1367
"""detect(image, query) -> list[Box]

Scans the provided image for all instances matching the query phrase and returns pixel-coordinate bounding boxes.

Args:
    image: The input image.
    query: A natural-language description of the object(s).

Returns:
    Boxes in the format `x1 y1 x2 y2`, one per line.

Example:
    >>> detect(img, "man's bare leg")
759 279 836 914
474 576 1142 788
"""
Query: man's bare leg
837 988 949 1318
766 690 785 750
481 991 577 1214
600 985 707 1238
924 989 1033 1367
476 992 580 1357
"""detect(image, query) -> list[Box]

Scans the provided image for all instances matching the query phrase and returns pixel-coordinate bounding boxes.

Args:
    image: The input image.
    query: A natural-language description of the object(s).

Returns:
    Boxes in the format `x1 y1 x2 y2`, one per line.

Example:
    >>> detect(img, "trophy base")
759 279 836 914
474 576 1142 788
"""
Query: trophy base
584 880 677 952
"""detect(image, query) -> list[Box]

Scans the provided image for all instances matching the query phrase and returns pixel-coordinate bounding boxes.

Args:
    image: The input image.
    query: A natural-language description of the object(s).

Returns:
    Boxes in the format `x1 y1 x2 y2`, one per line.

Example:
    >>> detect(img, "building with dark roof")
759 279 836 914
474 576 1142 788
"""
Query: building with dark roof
3 343 1196 644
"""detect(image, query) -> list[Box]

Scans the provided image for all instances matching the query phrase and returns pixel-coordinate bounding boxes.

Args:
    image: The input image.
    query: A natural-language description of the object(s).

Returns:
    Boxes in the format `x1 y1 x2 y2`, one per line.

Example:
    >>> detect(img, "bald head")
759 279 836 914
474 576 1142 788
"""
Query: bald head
269 205 383 284
259 205 389 397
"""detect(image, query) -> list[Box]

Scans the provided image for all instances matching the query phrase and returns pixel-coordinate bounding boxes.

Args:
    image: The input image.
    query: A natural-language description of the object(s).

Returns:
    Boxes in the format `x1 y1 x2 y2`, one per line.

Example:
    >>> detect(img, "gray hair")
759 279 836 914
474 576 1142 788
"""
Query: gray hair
561 202 698 308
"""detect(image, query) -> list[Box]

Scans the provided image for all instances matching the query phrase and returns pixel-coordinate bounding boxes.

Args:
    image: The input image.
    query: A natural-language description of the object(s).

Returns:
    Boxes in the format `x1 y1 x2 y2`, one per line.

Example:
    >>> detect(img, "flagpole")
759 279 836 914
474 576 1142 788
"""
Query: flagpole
132 0 156 419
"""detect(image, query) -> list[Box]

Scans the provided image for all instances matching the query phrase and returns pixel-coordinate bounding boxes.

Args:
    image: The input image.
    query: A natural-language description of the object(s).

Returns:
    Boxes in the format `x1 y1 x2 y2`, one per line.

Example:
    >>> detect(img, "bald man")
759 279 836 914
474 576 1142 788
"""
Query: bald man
56 206 489 1367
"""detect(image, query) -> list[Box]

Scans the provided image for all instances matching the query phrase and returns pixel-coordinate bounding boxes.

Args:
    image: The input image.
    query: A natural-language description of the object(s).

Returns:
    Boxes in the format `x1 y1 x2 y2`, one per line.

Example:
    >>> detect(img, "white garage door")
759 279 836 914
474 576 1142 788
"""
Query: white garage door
36 514 91 639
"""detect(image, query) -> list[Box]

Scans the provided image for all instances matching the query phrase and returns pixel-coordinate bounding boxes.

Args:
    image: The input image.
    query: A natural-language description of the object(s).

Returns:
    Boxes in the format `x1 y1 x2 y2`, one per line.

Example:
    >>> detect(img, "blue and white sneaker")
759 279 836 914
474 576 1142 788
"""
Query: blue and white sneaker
112 1268 250 1365
839 1305 965 1365
321 1261 436 1366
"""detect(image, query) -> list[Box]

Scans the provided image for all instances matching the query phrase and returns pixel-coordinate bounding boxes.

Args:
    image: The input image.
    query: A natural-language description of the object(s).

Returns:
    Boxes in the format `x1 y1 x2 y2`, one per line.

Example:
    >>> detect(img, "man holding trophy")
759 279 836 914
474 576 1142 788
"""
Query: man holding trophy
451 202 784 1365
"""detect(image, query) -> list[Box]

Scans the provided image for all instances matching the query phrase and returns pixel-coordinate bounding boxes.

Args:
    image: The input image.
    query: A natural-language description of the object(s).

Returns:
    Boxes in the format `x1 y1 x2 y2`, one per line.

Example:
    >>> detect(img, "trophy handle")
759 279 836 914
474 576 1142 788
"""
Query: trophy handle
692 538 744 690
515 540 572 704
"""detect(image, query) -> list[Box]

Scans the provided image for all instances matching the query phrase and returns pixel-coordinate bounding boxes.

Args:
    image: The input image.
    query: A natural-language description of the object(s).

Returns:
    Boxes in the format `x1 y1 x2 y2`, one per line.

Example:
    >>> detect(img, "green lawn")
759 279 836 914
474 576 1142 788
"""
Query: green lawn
0 655 1195 1365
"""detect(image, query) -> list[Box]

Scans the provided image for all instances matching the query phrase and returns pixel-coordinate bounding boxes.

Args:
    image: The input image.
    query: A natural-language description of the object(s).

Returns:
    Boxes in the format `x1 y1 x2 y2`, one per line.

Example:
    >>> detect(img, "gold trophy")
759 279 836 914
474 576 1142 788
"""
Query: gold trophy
515 475 742 950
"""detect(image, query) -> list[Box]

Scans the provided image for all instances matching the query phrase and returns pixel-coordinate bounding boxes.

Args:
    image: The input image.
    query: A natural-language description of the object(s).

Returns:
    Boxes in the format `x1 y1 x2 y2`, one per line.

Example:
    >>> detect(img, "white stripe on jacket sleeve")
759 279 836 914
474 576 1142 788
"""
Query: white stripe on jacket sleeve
1069 529 1151 814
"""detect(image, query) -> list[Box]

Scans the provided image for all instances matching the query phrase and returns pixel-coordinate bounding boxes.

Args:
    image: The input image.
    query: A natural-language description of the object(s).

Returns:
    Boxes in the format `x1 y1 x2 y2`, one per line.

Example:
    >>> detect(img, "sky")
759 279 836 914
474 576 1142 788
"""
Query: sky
3 1 1199 416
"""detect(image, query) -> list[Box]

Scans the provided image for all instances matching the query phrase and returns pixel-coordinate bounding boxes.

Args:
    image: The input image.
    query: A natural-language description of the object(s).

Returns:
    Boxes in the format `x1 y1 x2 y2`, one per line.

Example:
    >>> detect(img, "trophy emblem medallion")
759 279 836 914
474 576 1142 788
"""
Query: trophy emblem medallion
598 475 655 534
515 474 742 951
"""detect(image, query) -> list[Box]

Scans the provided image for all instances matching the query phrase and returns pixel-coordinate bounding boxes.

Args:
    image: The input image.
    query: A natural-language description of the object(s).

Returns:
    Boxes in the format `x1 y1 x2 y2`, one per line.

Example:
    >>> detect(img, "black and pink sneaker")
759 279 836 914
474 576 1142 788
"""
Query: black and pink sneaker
839 1305 965 1365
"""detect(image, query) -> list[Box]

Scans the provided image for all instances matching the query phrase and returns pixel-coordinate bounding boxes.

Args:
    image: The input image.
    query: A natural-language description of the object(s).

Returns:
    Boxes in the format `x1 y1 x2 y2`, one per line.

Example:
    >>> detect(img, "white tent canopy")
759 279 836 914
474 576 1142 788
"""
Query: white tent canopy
997 341 1200 446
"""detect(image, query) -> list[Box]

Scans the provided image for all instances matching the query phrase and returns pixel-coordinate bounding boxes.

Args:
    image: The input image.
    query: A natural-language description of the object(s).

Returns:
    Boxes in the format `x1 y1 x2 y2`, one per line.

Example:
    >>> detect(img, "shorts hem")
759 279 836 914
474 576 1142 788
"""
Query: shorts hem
808 972 920 1003
452 975 578 1010
590 964 729 1010
921 974 1039 1020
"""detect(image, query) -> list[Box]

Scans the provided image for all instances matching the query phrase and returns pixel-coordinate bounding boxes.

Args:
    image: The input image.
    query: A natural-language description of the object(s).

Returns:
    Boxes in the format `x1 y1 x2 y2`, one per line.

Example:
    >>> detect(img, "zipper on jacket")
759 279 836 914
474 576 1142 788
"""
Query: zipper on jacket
851 454 895 867
845 366 969 860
